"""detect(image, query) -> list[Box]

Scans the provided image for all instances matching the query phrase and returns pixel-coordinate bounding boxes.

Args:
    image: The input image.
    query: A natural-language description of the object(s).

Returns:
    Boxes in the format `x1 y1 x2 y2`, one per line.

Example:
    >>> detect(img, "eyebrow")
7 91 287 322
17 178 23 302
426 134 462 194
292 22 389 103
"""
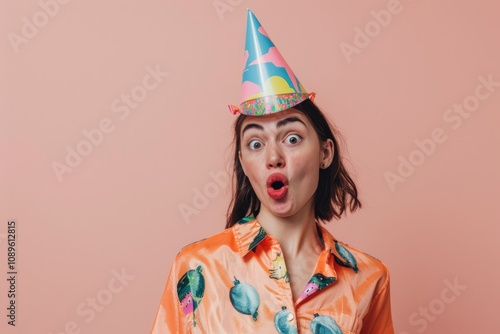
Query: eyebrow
241 117 306 136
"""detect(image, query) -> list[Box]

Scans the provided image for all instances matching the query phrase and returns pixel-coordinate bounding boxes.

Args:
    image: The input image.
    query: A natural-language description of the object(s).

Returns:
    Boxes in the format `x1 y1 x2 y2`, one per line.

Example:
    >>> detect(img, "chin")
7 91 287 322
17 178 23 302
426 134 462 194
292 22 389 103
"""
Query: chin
267 203 296 218
273 211 293 218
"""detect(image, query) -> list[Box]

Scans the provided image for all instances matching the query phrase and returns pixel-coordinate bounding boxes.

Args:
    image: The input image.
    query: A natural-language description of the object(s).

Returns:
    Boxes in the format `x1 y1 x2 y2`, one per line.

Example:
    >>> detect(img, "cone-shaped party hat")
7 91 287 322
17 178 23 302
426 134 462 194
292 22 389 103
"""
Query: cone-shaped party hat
228 9 315 116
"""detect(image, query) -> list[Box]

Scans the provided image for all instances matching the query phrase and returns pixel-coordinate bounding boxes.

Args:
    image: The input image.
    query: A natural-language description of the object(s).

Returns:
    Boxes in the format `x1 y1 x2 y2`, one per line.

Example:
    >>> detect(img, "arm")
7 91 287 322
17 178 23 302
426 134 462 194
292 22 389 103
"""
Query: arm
151 255 188 334
360 266 395 334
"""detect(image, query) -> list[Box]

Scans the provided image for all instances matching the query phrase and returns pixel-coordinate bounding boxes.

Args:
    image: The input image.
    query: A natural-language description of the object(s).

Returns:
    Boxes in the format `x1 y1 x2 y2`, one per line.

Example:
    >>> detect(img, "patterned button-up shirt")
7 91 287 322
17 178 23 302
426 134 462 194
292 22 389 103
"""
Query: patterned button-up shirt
151 217 394 333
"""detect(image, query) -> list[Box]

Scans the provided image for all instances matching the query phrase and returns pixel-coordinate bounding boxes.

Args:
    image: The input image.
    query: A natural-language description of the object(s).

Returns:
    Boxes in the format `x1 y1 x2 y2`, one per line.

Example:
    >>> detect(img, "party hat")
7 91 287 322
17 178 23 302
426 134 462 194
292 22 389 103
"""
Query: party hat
228 9 315 116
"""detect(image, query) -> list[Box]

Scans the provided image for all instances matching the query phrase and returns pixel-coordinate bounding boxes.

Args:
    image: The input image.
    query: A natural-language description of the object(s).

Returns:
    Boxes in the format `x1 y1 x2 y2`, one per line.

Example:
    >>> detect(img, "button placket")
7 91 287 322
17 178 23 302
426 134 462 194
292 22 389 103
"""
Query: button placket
269 243 299 332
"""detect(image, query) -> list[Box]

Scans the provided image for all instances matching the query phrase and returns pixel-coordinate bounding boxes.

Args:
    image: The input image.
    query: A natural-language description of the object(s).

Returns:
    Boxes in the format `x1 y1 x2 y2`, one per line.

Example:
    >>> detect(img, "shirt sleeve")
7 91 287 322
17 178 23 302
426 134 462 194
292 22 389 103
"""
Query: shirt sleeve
360 265 395 334
150 254 188 334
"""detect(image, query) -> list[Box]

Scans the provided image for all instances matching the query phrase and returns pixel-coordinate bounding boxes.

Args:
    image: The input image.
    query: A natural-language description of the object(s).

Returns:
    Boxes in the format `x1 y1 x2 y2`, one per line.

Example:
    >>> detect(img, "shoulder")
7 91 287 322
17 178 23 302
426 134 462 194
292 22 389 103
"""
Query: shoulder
174 227 237 262
167 227 241 282
334 239 391 288
340 240 389 270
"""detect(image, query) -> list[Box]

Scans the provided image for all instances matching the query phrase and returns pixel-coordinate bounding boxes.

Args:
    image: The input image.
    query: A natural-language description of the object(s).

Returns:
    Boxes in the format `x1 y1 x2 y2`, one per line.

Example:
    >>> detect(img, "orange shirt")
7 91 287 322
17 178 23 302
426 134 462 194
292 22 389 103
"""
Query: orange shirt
151 217 394 333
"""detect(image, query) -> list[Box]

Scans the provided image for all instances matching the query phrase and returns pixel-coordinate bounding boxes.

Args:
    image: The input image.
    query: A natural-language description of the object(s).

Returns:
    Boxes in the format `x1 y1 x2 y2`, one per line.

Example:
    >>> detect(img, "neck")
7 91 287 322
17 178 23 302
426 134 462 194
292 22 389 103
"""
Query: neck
256 205 323 258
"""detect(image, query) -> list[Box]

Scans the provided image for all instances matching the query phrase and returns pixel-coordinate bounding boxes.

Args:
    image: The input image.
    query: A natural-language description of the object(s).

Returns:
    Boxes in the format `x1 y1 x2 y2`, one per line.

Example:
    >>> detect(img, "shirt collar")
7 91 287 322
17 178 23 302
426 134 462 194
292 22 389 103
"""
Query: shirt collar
232 217 269 257
232 216 343 261
316 223 344 260
318 224 360 273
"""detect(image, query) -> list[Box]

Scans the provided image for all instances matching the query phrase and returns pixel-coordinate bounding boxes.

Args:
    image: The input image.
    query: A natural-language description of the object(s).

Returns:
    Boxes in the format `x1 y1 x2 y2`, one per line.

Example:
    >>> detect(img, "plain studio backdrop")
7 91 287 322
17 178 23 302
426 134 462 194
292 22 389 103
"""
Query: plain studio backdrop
1 0 499 333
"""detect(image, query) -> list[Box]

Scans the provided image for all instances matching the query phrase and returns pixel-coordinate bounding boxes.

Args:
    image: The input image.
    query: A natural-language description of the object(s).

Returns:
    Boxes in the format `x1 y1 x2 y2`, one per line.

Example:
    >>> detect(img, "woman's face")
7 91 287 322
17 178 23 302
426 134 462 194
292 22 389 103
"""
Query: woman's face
238 108 334 219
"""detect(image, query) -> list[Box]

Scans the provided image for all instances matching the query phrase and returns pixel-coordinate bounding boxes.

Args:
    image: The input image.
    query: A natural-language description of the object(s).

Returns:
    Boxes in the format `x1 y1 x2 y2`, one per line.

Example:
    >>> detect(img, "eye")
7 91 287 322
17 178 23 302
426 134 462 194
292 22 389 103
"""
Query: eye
248 139 263 150
285 134 302 145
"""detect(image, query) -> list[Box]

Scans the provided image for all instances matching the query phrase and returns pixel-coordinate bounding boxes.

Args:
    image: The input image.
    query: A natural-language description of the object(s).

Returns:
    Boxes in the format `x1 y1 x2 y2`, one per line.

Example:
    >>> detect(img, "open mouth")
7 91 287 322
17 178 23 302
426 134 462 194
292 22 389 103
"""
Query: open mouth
271 181 285 190
266 173 288 200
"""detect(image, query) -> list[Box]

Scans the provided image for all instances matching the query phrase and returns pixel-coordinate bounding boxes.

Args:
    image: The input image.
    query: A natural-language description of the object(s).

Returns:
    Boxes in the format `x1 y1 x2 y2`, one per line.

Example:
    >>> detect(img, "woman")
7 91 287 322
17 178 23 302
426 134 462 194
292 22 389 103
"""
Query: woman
151 10 394 334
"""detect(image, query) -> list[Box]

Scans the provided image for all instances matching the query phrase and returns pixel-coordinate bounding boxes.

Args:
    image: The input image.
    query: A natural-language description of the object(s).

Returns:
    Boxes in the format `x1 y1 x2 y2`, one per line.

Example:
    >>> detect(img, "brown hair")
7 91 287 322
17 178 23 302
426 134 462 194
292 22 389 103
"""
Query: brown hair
225 98 361 228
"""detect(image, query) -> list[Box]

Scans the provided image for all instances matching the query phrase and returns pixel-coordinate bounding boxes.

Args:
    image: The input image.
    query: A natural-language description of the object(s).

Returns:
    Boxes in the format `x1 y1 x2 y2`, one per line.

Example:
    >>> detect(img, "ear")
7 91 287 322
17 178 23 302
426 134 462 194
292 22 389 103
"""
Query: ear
320 139 334 169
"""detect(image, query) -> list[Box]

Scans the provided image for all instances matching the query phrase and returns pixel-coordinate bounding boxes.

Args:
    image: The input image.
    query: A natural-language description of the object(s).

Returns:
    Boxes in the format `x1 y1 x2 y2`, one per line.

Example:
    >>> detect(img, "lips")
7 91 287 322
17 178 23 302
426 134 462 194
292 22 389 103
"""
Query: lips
266 173 289 200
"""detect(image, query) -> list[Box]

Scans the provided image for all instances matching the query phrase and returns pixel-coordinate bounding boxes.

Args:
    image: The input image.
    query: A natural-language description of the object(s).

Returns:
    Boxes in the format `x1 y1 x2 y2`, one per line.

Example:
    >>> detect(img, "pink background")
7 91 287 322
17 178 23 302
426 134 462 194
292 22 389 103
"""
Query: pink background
1 0 499 333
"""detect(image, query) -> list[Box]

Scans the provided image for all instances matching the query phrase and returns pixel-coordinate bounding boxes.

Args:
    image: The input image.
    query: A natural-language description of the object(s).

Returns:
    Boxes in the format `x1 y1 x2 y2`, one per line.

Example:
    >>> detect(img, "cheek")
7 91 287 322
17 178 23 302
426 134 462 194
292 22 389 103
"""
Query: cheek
290 163 320 194
290 150 320 177
296 162 320 182
240 156 261 185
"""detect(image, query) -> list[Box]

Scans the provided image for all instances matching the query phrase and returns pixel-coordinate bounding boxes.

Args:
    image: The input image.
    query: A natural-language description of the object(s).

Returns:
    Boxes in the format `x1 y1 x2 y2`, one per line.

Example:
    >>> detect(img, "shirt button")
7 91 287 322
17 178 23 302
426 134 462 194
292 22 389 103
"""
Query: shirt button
287 313 294 322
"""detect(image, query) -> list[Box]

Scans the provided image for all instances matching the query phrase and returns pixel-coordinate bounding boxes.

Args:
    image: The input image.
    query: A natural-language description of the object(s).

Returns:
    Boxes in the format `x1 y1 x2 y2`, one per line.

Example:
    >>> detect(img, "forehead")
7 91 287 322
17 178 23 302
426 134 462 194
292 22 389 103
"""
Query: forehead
240 109 310 131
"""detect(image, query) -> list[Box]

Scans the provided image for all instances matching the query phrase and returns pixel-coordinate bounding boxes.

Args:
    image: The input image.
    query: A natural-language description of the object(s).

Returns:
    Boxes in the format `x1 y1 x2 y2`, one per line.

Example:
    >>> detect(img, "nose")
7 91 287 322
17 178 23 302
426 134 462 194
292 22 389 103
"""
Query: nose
266 142 285 169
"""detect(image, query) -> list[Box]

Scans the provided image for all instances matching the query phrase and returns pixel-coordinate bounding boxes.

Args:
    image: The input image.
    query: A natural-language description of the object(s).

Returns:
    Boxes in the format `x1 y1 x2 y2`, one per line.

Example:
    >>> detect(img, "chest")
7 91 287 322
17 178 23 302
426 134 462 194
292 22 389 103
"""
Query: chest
188 266 367 334
181 248 375 334
286 257 317 302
